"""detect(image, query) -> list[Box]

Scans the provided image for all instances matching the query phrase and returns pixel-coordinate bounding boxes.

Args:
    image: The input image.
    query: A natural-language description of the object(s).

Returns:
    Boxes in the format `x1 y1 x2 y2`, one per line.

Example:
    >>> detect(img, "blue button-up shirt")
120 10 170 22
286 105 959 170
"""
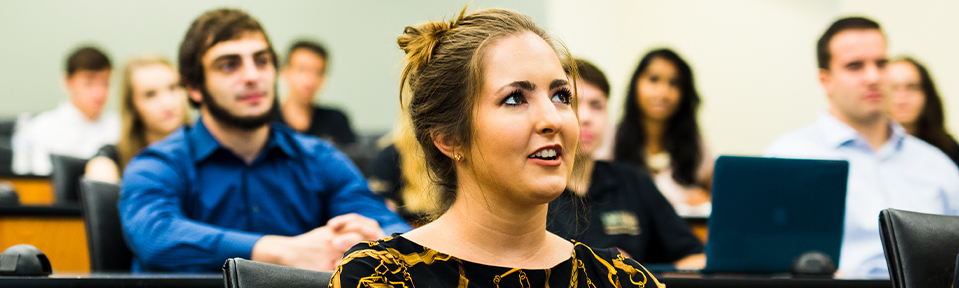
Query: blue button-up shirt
765 113 959 279
119 119 411 272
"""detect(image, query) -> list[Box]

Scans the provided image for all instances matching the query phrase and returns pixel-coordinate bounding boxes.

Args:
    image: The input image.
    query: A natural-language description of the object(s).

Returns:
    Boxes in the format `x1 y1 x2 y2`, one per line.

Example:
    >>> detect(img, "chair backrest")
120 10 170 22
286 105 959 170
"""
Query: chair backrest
0 147 12 176
223 258 332 288
954 252 959 288
879 208 959 288
78 178 132 272
0 118 15 140
51 154 89 204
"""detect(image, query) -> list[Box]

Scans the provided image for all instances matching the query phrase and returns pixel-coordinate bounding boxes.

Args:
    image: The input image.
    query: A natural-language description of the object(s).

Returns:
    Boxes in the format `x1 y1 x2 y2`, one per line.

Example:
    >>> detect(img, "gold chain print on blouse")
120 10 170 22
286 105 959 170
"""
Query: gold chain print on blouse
330 238 665 288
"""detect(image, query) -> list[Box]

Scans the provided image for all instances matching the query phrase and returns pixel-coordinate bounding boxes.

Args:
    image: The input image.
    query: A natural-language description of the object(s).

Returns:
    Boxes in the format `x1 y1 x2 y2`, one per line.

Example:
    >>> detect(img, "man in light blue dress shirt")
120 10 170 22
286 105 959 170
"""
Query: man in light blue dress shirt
765 17 959 279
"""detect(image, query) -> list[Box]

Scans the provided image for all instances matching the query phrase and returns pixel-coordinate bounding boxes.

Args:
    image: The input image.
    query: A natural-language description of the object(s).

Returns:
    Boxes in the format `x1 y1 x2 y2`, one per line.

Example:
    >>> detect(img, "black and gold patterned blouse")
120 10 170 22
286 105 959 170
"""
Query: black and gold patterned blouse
331 235 664 288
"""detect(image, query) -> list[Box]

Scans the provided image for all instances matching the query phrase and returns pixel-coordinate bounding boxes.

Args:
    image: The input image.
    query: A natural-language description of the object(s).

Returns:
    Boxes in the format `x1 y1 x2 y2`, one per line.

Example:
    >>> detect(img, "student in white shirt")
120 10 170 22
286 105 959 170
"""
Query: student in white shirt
765 17 959 279
13 46 120 175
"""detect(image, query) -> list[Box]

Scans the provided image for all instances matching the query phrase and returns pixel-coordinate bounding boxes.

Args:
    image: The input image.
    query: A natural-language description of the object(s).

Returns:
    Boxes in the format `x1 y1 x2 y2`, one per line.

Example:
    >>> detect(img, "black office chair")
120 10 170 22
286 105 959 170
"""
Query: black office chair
223 258 332 288
341 132 386 177
0 118 15 141
50 154 89 204
879 208 959 288
0 118 18 176
0 146 12 176
954 252 959 288
78 177 133 272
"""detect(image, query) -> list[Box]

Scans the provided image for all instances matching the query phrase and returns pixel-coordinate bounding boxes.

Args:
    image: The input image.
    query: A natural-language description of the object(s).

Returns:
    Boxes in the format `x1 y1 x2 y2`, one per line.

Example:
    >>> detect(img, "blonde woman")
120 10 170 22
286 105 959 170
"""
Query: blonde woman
367 96 439 226
333 8 662 288
85 56 191 183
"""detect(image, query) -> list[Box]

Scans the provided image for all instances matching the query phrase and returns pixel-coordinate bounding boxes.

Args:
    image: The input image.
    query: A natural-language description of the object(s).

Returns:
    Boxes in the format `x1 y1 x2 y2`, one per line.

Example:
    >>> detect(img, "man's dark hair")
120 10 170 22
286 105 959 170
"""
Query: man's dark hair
817 17 882 70
178 8 278 108
65 46 112 76
286 40 329 72
573 59 609 98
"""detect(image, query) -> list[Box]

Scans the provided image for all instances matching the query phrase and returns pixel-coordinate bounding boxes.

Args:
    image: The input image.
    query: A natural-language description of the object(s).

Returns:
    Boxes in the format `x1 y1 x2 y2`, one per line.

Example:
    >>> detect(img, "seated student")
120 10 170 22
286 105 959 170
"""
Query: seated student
765 17 959 278
366 112 437 225
119 8 410 272
14 46 119 175
85 55 191 183
276 40 357 147
333 8 663 288
612 48 713 216
887 57 959 167
547 59 705 269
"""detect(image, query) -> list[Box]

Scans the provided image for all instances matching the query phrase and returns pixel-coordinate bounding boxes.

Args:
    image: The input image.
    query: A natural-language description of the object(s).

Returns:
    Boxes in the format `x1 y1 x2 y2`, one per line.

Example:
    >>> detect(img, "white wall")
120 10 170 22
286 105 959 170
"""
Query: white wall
0 0 546 133
547 0 959 156
4 1 957 154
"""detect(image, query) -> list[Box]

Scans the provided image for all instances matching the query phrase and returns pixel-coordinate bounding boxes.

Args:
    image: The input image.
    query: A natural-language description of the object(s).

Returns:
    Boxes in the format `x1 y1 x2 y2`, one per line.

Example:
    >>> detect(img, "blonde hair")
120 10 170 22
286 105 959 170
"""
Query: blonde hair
397 7 578 217
394 109 440 223
117 55 191 170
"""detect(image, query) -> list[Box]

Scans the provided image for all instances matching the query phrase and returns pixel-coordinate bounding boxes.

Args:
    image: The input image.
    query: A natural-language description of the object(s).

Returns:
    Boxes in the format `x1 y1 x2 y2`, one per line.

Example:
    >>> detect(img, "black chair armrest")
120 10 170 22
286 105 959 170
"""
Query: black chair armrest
223 258 332 288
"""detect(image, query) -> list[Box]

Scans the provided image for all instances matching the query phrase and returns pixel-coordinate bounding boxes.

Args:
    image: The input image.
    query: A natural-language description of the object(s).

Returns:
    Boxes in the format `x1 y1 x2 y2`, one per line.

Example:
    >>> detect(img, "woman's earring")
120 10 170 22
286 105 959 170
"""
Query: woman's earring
453 154 463 161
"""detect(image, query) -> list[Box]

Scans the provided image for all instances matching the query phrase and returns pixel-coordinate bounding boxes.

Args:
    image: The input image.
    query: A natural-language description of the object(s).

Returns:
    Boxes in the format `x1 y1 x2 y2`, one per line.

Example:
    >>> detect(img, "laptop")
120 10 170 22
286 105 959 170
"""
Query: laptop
702 155 849 273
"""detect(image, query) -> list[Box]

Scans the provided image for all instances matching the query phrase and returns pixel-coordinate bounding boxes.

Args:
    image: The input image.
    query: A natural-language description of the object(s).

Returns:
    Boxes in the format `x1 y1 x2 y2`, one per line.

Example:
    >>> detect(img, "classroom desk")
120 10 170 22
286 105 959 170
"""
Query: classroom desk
0 273 222 288
0 273 890 288
0 174 54 205
656 273 890 288
0 205 89 272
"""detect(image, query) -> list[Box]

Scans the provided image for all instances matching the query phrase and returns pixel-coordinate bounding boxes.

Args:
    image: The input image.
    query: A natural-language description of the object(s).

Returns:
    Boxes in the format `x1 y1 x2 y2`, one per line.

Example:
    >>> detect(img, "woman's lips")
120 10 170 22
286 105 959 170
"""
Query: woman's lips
580 132 594 142
528 155 562 166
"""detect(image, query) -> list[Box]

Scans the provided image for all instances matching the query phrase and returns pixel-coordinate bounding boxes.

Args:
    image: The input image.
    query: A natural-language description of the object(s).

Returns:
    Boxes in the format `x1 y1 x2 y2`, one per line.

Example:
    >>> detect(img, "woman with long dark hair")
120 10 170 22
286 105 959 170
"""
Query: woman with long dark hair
613 48 712 216
888 57 959 167
549 59 705 268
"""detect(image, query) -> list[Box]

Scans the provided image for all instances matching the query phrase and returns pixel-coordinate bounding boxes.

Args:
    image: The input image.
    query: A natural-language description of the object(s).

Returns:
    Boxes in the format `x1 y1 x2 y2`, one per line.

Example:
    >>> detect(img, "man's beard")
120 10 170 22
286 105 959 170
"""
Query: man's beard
201 87 278 130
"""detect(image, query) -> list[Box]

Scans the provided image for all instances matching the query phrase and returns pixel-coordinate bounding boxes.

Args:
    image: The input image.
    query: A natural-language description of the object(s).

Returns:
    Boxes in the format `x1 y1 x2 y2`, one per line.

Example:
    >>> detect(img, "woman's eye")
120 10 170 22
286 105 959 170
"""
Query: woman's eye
590 101 605 111
503 92 525 106
551 90 571 105
648 76 659 83
144 90 157 98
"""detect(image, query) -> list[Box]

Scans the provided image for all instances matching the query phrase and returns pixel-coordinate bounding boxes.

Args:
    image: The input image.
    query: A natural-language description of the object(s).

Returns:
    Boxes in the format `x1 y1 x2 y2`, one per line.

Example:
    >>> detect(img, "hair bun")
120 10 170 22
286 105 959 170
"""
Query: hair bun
397 21 451 66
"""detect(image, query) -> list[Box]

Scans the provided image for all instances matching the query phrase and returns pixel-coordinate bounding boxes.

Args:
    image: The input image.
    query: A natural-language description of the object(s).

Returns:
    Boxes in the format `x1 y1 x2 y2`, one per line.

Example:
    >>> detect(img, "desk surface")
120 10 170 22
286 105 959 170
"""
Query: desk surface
0 272 890 288
0 204 81 216
0 273 222 288
658 273 889 288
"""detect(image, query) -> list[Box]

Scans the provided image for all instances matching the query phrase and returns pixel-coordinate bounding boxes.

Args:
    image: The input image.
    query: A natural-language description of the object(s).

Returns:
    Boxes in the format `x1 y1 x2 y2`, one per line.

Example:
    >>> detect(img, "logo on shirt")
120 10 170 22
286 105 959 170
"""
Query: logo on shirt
601 210 641 235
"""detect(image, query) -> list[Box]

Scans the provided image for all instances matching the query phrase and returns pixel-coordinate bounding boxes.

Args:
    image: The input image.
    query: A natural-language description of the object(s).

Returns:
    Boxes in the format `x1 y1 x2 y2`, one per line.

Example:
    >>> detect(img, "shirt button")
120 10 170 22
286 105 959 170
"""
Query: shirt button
252 206 260 213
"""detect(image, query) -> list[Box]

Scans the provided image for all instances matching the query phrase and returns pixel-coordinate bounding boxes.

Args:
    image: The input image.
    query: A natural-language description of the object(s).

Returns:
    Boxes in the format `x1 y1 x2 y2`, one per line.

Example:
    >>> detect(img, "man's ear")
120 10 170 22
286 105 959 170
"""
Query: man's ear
186 86 204 105
432 131 459 159
818 68 832 96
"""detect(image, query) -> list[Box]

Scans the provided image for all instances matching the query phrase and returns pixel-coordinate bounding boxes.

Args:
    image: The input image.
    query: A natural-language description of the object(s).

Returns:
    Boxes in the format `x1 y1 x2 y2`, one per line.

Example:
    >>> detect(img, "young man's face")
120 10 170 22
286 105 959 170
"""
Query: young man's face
819 29 889 124
189 31 276 129
283 48 326 103
65 69 111 120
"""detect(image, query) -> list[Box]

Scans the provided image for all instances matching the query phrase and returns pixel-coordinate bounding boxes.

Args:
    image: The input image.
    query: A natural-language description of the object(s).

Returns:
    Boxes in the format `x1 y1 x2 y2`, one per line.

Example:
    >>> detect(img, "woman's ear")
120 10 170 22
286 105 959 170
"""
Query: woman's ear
432 131 458 159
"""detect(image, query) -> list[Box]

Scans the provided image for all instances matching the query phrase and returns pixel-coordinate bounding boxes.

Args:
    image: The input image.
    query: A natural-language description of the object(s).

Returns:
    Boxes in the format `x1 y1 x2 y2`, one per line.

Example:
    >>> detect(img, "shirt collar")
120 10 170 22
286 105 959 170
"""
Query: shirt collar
188 118 297 163
816 112 907 151
58 101 93 122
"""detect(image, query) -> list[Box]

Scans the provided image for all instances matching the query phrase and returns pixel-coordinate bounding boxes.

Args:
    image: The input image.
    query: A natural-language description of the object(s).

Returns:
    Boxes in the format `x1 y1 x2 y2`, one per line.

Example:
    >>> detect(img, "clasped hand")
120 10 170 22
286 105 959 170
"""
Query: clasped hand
251 213 386 271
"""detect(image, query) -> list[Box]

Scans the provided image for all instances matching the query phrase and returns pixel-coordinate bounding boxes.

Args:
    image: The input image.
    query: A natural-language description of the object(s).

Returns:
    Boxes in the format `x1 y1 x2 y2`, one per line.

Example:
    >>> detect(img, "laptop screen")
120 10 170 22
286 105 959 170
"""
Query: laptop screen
704 156 848 273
